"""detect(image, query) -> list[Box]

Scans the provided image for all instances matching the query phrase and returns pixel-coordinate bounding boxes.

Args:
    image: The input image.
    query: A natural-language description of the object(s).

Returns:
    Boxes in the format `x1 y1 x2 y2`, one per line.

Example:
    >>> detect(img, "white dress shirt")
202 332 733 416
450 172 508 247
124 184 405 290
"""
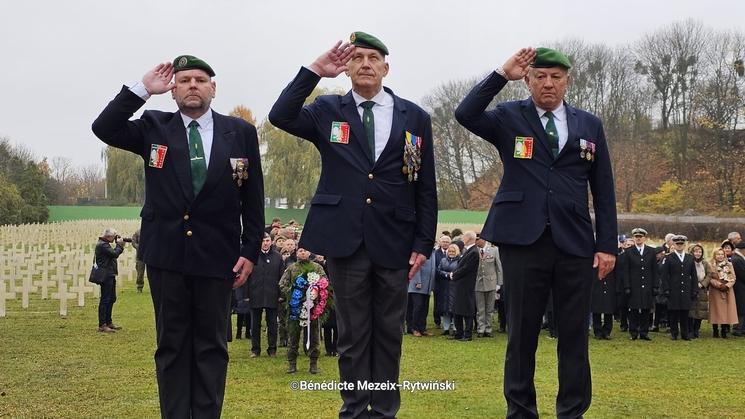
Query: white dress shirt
535 103 569 152
129 81 214 168
351 89 394 162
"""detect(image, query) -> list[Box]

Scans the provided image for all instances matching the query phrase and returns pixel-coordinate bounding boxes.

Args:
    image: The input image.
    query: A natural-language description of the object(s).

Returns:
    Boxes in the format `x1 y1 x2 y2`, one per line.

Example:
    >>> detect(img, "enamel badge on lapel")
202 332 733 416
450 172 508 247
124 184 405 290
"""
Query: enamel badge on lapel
329 121 350 144
149 144 168 168
513 137 534 159
579 139 596 162
403 131 422 182
230 158 249 186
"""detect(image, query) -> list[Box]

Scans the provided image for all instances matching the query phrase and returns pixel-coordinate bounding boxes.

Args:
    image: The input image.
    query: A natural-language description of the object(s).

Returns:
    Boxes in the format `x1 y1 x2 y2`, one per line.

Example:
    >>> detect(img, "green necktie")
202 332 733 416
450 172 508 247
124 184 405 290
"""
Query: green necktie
360 101 376 163
188 120 207 196
544 111 559 158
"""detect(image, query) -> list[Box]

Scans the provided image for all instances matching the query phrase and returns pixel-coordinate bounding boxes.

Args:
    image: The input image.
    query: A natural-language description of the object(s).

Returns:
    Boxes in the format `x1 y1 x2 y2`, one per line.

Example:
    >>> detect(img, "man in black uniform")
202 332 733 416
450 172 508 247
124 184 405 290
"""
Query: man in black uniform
455 47 617 418
269 33 437 418
92 55 264 418
618 228 656 341
660 235 698 340
246 232 283 357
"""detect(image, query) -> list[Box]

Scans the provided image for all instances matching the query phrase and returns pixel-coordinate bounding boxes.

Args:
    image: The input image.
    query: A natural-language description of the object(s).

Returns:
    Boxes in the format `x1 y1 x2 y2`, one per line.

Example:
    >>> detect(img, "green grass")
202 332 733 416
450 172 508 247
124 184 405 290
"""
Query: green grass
1 279 744 418
46 206 489 228
48 205 142 222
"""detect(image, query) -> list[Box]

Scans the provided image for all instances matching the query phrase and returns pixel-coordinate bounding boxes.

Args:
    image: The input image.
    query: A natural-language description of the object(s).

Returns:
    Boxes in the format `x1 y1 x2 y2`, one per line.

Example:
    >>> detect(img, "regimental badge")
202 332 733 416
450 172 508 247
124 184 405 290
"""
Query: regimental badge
513 137 534 159
403 131 422 182
230 157 249 187
350 32 356 42
580 139 596 162
149 144 168 168
178 56 188 67
329 121 350 144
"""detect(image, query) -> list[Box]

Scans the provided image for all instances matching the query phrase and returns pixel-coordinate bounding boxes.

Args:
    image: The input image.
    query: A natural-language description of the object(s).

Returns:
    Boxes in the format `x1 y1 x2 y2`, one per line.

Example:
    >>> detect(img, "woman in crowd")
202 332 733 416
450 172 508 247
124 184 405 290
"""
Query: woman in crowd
721 240 734 262
437 244 461 335
708 248 738 338
687 244 710 339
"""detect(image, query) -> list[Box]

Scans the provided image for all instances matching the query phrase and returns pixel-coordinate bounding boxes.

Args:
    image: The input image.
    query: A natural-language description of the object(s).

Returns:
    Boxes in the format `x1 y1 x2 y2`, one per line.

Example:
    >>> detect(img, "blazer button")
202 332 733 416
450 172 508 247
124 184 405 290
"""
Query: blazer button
368 173 374 180
366 198 372 204
186 230 193 237
184 214 190 220
641 285 645 288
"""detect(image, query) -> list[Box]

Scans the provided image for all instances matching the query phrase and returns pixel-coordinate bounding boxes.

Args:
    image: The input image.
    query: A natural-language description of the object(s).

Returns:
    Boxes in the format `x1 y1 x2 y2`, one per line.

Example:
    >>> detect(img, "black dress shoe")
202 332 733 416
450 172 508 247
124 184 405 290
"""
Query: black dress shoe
594 335 603 340
602 335 612 340
630 336 637 340
483 332 492 338
458 337 472 342
639 335 651 341
442 330 450 336
477 333 484 338
671 335 678 340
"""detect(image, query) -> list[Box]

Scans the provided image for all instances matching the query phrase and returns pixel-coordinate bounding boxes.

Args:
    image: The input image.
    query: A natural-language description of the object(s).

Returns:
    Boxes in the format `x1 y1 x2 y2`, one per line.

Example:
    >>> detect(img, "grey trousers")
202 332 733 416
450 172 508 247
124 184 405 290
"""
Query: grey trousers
475 290 496 333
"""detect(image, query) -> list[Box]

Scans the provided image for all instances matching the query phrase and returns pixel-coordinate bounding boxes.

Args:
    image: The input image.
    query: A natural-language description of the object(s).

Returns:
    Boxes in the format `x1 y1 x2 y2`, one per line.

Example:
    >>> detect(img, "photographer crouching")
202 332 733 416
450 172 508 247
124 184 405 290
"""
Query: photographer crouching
96 228 128 333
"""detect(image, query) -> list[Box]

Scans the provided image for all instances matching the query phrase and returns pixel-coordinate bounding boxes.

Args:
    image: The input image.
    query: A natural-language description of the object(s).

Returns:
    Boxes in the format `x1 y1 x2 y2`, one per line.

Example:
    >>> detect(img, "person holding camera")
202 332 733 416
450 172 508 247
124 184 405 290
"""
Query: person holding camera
95 228 126 333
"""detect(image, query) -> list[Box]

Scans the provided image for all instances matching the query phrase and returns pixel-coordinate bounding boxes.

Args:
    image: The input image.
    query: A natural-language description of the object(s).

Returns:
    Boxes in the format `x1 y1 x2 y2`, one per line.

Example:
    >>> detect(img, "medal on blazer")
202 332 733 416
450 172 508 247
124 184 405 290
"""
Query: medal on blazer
402 131 422 182
230 158 249 186
329 121 350 144
513 137 533 159
580 139 595 162
149 144 168 168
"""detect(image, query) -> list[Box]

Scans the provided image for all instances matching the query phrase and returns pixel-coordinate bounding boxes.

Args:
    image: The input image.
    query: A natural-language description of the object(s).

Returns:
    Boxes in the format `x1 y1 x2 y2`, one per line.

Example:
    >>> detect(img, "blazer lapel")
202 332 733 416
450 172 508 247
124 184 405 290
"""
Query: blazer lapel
195 111 231 202
375 89 408 168
166 114 195 202
520 98 553 157
557 103 579 159
341 92 373 165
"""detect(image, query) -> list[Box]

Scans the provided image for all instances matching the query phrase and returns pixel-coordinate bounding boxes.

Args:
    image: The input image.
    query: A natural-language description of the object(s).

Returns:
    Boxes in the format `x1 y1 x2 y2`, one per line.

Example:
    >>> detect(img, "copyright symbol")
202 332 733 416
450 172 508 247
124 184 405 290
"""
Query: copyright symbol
289 381 300 391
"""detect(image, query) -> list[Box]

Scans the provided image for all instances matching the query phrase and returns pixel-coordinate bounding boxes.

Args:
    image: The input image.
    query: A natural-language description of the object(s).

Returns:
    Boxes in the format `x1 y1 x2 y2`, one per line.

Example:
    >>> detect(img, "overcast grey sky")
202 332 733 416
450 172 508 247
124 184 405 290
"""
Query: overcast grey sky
1 0 743 168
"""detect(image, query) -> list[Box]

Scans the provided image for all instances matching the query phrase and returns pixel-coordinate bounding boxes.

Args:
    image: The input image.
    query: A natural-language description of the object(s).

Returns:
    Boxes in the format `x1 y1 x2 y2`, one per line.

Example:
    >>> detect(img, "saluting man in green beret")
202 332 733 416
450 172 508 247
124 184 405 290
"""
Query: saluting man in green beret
92 55 265 418
456 47 618 418
269 32 437 419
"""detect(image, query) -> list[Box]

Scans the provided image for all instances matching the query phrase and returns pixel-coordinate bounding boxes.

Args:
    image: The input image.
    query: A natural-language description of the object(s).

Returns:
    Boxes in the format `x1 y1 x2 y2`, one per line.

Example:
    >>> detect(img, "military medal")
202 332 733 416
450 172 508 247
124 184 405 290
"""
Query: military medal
329 121 350 144
230 158 249 186
580 139 596 162
149 144 168 168
403 131 422 182
513 137 534 159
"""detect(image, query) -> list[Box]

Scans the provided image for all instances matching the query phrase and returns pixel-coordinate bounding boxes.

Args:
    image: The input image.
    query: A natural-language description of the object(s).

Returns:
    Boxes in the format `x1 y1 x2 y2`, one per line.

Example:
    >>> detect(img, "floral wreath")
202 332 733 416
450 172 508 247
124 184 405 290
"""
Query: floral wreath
287 264 334 326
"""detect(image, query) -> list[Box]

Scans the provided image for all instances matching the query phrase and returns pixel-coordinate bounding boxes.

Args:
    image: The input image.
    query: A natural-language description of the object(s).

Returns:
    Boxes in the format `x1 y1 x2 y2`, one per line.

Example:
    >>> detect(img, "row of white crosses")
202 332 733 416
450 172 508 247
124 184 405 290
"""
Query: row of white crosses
0 220 141 317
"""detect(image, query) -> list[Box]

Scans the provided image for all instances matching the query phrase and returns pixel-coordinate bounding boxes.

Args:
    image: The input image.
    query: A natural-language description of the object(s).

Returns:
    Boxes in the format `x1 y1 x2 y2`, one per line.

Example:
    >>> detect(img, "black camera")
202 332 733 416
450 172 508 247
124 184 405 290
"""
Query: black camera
116 235 133 243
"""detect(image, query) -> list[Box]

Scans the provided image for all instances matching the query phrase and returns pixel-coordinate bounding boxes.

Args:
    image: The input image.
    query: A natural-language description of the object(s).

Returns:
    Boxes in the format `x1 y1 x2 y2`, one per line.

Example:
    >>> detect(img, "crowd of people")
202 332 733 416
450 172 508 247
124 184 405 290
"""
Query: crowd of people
221 222 745 366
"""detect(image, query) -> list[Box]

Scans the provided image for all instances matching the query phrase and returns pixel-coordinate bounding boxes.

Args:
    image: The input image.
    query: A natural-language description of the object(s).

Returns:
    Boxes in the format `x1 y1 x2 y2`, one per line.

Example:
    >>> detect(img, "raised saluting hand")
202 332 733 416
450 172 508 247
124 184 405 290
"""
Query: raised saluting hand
502 47 537 81
308 41 356 78
142 62 176 95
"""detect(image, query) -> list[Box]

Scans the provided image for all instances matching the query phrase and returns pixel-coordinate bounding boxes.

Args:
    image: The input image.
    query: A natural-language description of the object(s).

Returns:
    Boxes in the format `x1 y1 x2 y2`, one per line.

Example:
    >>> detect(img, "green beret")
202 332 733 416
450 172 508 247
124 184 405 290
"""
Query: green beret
532 47 572 70
350 31 388 56
172 55 215 77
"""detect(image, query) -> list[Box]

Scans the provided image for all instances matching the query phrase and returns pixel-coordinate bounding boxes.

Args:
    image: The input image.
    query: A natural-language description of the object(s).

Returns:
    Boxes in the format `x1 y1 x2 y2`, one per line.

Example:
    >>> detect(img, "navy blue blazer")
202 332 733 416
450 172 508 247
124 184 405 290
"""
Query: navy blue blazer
92 87 265 278
455 72 617 257
269 67 437 269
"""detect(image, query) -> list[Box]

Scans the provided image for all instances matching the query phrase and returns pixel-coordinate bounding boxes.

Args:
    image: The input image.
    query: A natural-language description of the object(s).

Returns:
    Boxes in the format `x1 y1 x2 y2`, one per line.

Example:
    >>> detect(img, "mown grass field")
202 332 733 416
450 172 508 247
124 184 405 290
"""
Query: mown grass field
47 206 489 227
1 278 744 418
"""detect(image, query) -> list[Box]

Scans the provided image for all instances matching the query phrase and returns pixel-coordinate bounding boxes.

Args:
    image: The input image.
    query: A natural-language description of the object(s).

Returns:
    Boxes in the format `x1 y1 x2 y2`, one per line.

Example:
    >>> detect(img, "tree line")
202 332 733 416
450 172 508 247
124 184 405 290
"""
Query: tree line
2 19 742 226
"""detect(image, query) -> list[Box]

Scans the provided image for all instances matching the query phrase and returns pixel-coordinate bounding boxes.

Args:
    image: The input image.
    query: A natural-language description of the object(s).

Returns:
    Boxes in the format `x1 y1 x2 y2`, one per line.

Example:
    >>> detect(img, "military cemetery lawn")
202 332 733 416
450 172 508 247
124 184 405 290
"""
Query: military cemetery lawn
47 205 490 227
2 220 744 418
